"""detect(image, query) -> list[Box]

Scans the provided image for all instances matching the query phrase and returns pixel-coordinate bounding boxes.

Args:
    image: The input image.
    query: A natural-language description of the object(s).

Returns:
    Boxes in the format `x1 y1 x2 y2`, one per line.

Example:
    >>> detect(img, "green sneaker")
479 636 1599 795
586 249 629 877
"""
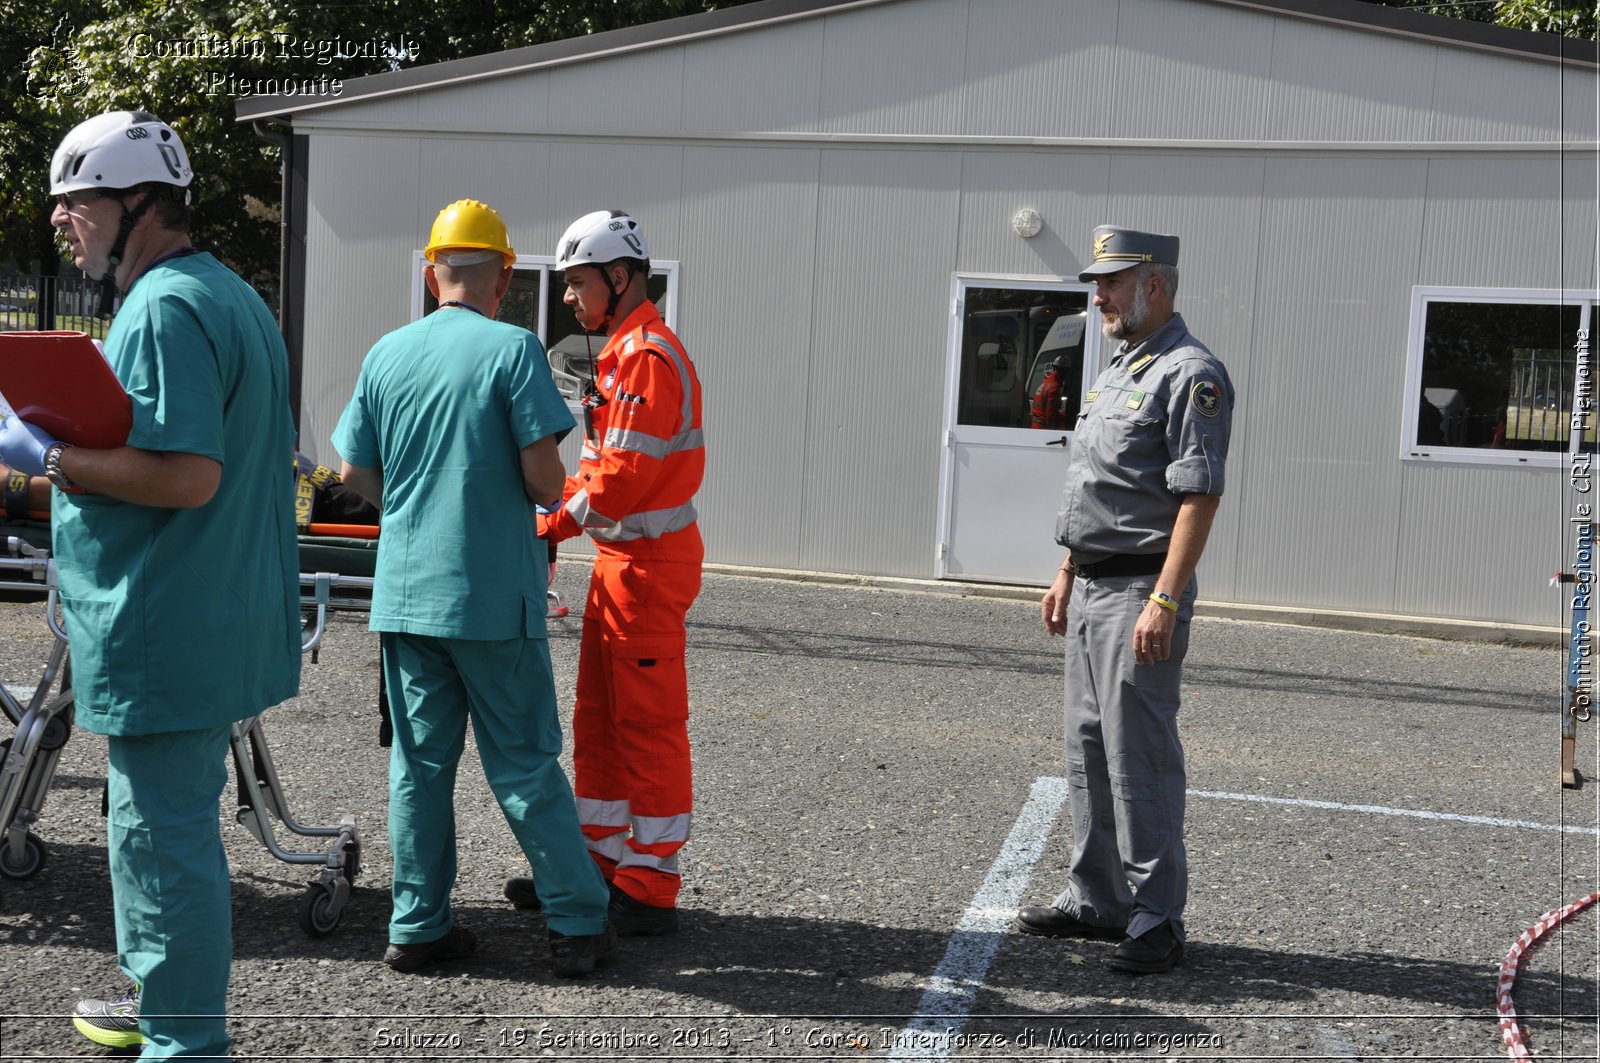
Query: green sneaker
72 985 144 1049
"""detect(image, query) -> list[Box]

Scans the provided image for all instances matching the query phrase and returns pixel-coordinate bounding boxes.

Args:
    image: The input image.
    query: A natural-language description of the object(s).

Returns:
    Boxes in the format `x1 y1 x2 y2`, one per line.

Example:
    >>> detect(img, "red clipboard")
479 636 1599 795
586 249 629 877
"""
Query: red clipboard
0 331 132 449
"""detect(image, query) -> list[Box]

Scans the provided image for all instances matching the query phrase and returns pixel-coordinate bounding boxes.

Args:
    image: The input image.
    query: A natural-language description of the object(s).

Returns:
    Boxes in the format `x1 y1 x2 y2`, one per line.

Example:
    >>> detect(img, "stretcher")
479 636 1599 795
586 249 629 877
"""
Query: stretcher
0 524 373 936
0 521 570 935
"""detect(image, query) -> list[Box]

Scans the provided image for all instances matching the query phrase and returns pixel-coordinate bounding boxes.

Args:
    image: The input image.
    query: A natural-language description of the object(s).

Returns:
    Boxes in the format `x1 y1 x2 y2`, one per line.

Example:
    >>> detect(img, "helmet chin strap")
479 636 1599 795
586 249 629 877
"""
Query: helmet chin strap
94 191 155 318
598 259 641 333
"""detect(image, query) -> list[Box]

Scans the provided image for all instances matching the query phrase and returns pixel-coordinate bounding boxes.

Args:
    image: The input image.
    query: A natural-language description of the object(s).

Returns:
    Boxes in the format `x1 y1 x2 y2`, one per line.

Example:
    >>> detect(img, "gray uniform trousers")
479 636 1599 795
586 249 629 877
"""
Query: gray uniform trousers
1052 572 1194 941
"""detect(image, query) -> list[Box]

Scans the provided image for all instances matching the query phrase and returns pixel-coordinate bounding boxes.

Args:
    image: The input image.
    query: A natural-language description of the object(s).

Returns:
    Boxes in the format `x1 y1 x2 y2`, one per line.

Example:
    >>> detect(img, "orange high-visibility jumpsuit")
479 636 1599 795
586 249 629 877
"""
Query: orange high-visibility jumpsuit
542 301 703 909
1030 361 1074 430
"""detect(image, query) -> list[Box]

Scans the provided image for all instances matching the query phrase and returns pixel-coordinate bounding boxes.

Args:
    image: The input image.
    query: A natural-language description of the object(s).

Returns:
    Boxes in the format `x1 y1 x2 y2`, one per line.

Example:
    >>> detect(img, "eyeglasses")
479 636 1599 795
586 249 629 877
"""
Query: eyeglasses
53 188 112 211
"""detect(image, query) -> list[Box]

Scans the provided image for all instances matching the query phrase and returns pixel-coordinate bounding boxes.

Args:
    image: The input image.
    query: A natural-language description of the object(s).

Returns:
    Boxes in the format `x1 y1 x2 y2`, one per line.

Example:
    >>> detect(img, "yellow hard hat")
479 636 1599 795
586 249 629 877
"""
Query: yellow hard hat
425 199 514 264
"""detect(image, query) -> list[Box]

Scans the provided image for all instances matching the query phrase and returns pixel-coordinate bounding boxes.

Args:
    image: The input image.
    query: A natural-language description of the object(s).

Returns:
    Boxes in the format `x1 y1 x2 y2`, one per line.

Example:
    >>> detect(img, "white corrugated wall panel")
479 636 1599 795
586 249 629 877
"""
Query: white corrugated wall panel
801 148 962 576
680 19 824 133
1264 19 1435 142
1107 0 1274 141
1233 156 1430 612
415 139 555 260
1394 465 1568 625
305 92 419 128
414 73 554 133
298 136 425 465
546 47 685 133
960 0 1116 139
954 150 1111 279
544 142 687 257
1419 155 1597 292
814 0 967 135
1430 50 1588 142
1105 152 1269 604
677 146 822 568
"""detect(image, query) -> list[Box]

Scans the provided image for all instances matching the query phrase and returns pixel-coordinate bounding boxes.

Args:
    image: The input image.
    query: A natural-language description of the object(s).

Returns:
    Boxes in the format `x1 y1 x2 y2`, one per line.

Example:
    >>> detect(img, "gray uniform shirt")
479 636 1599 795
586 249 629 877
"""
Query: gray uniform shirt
1054 312 1234 564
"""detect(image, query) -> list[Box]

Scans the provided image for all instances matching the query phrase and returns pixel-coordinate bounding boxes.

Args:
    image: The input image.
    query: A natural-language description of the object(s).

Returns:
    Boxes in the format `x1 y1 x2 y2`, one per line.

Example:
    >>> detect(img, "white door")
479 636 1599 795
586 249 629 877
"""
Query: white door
936 277 1100 584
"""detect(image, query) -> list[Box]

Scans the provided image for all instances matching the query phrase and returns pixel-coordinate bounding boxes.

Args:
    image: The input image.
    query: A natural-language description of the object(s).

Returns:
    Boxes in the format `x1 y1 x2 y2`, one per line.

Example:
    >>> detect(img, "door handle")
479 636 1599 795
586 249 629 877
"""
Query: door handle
1045 436 1068 446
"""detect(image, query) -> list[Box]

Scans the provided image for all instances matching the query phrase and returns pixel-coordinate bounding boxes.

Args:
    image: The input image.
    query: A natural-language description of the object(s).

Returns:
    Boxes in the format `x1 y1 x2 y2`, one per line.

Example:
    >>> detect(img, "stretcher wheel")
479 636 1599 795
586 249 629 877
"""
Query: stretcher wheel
0 831 46 879
298 884 343 937
38 712 72 752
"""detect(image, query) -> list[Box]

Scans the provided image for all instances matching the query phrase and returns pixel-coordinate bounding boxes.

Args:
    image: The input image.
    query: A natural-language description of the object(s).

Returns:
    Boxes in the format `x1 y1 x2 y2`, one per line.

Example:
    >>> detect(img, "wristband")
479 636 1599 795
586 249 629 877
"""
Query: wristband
1149 591 1179 613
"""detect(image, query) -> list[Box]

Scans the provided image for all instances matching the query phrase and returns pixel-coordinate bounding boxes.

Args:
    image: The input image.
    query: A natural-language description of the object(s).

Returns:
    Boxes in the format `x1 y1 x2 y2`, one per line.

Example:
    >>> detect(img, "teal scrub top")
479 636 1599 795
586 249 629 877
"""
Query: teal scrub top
332 307 575 640
53 253 302 736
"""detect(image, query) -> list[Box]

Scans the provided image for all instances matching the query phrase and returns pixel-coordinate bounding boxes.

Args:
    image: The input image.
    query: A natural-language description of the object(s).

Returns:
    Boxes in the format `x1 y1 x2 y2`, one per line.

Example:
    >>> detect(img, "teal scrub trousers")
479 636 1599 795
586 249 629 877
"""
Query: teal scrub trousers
382 632 607 943
106 725 234 1059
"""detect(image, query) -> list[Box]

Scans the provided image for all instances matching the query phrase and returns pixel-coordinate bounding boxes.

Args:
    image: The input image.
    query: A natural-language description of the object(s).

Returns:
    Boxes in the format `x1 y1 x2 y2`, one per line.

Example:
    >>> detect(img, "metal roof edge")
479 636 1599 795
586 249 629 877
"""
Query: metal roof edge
234 0 888 123
236 0 1597 125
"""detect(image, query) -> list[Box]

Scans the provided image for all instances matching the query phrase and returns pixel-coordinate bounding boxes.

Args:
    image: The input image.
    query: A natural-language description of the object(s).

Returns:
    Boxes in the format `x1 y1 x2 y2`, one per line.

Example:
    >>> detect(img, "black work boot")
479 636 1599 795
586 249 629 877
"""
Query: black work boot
549 924 616 976
608 882 679 936
1107 922 1184 974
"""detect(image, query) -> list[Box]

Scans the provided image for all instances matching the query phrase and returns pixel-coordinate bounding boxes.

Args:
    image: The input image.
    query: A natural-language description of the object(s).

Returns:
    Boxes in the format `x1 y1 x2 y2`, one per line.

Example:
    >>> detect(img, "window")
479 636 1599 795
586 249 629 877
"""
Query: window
413 254 678 400
956 287 1091 431
1404 288 1596 466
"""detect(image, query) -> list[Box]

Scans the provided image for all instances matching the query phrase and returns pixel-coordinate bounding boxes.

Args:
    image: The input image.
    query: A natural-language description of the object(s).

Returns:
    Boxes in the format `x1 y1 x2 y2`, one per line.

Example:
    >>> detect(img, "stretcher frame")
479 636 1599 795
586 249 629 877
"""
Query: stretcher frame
0 532 372 937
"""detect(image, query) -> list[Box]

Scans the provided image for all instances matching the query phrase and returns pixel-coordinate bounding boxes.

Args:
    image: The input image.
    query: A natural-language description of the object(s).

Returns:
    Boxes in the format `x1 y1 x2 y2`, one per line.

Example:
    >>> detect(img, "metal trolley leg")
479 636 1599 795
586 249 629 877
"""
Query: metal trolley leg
0 545 75 882
231 714 362 936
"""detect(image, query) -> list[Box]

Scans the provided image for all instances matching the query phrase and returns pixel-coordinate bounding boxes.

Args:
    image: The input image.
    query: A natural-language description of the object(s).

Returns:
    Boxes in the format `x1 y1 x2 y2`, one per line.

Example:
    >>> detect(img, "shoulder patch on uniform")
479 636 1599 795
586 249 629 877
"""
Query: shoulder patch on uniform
1190 380 1224 418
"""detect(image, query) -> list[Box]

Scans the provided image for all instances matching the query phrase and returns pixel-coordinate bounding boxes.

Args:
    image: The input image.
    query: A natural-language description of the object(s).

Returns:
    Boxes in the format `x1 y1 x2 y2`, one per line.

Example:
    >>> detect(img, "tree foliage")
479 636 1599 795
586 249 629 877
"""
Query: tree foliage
1373 0 1598 40
1 0 751 284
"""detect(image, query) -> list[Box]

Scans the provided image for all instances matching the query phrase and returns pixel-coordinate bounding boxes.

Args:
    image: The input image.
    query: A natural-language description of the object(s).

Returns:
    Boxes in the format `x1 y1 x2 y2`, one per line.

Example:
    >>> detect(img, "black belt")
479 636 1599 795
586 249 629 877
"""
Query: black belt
1074 552 1166 580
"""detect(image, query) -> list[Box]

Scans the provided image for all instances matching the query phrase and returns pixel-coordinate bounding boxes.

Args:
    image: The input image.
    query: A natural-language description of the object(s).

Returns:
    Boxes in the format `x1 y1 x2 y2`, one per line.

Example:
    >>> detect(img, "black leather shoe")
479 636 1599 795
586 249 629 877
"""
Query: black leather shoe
503 876 540 911
1107 922 1184 974
1014 905 1126 940
608 883 679 936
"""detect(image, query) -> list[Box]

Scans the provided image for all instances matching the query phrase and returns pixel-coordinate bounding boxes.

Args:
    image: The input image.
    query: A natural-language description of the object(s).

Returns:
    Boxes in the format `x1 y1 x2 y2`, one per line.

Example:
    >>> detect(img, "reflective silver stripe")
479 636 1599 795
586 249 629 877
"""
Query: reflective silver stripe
630 813 691 846
588 833 628 864
590 500 698 542
603 426 672 460
581 442 601 462
642 331 696 432
564 488 617 531
619 850 681 875
601 425 705 460
577 797 631 827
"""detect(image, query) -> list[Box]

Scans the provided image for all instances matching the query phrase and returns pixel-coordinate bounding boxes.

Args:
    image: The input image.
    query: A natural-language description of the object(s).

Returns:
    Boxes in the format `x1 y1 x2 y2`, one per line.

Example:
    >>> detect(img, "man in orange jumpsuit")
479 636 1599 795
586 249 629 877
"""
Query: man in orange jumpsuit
505 210 703 936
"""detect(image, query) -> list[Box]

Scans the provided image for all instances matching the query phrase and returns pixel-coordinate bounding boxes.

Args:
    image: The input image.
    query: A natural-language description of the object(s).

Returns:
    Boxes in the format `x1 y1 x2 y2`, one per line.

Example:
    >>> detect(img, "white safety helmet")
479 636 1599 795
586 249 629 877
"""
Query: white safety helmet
555 210 650 272
50 110 193 195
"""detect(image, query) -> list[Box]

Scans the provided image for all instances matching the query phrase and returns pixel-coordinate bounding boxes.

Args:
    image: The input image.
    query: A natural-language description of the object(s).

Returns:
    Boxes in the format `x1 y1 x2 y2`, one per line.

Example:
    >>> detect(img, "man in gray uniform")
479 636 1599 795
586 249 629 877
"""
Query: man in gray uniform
1015 225 1234 975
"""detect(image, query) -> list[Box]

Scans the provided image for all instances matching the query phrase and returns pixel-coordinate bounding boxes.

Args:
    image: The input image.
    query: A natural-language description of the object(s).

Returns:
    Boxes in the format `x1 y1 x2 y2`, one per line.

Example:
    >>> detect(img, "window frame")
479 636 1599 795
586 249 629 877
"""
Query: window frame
1401 285 1596 468
944 273 1103 444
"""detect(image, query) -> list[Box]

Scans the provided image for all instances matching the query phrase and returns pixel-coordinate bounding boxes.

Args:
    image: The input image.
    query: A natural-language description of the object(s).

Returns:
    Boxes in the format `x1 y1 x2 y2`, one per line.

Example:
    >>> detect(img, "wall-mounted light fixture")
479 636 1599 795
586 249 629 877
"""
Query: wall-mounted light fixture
1012 209 1043 239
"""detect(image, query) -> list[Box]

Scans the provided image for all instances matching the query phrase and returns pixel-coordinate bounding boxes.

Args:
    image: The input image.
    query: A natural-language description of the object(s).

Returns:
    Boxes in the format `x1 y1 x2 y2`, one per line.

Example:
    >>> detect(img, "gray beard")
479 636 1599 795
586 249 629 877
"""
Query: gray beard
1099 283 1149 341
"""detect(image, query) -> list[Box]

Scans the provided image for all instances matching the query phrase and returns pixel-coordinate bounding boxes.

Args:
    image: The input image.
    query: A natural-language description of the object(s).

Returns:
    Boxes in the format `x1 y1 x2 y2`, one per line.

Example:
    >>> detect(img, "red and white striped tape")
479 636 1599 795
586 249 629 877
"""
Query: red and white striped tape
1497 891 1599 1060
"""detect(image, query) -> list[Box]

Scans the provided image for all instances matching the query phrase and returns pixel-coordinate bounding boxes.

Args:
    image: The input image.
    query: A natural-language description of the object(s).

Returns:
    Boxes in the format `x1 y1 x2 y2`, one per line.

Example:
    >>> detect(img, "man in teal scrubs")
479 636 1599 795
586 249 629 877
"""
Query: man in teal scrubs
332 199 612 976
0 110 300 1057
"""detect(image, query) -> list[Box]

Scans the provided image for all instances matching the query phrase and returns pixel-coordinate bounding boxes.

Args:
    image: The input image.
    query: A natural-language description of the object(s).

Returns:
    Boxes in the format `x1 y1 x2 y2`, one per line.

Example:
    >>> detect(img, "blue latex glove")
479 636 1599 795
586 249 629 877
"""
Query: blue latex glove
0 416 59 478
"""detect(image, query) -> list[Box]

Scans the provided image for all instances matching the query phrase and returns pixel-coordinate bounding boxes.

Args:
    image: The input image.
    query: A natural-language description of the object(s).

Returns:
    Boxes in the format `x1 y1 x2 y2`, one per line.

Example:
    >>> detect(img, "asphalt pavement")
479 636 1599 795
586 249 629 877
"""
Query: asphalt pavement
0 562 1595 1060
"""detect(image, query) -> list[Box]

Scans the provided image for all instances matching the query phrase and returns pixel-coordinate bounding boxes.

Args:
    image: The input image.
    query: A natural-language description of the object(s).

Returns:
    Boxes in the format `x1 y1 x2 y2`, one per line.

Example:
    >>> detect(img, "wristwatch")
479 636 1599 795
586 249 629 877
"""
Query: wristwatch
43 442 76 490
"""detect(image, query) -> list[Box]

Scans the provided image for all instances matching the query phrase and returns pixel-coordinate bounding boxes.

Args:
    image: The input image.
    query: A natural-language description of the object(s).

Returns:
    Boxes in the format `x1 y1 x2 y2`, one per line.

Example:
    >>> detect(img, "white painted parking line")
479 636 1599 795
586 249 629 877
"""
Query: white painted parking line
889 778 1590 1062
888 775 1070 1061
1189 789 1600 835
